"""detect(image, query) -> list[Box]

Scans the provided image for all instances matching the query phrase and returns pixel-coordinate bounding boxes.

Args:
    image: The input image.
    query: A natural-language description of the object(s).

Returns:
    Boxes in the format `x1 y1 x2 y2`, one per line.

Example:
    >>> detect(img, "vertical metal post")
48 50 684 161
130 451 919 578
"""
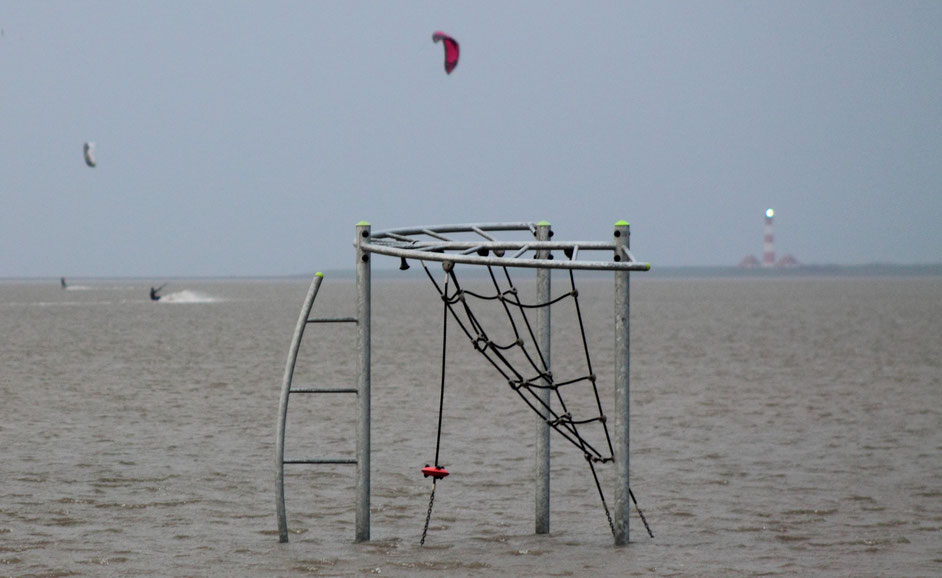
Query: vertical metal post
534 221 552 534
355 222 372 542
613 220 631 546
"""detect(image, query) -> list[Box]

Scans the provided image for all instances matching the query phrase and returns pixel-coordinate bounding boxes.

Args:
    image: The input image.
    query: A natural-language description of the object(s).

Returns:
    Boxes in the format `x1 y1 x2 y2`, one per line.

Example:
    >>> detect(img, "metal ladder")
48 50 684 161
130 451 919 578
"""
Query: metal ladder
275 272 359 543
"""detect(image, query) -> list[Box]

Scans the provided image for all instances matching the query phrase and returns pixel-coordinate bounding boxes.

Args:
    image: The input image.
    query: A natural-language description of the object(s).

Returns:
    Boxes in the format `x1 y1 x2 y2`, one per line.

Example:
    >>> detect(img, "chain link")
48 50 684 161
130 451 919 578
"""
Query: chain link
420 482 437 545
629 488 655 538
603 500 615 537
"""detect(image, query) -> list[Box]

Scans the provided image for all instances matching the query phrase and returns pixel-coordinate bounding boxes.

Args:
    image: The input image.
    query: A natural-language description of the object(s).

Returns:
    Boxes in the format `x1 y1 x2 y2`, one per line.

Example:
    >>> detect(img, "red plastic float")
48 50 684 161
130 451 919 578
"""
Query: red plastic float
421 465 450 479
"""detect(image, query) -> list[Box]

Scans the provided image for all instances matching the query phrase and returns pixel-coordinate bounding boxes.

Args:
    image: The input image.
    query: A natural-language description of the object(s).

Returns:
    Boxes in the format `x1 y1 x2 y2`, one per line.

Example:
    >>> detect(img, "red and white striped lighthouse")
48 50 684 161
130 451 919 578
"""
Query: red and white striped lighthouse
762 208 775 268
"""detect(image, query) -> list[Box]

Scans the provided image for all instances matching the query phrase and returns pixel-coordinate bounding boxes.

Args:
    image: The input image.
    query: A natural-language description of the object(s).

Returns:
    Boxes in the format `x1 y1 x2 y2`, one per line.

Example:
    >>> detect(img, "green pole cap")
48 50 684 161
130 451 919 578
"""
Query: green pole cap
356 220 371 226
536 220 552 227
614 220 630 227
315 272 324 278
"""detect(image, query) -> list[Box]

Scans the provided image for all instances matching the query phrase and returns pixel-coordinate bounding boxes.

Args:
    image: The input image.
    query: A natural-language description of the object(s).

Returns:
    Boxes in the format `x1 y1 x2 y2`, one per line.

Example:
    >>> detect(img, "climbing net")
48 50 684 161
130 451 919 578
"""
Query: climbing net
418 261 653 543
360 222 653 543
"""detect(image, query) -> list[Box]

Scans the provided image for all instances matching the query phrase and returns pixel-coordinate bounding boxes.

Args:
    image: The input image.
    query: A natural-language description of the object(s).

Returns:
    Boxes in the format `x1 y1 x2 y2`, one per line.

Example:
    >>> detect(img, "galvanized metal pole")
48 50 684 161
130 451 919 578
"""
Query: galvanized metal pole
613 220 631 546
355 222 372 542
535 221 552 534
276 272 325 543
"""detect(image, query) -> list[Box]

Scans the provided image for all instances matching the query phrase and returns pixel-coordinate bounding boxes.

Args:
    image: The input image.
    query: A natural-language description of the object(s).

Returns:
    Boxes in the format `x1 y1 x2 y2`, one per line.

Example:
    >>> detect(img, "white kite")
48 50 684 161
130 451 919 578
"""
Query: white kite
83 142 96 167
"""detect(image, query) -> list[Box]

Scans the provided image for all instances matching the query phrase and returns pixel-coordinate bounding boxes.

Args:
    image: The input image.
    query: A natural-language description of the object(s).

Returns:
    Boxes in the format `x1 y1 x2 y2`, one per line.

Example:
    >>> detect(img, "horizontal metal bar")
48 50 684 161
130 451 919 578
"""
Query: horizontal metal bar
306 317 357 324
289 388 358 394
362 221 651 270
372 239 618 252
371 222 535 239
283 458 357 465
361 242 651 272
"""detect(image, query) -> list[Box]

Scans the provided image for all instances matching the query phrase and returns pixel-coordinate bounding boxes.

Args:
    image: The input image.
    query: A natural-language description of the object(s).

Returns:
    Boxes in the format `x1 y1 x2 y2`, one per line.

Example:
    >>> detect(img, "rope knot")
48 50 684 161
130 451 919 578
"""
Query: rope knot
549 412 572 426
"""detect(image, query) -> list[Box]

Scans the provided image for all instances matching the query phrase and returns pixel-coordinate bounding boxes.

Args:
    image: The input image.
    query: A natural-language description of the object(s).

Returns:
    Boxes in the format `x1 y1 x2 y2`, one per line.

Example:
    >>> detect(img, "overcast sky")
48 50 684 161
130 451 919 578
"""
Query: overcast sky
2 1 940 277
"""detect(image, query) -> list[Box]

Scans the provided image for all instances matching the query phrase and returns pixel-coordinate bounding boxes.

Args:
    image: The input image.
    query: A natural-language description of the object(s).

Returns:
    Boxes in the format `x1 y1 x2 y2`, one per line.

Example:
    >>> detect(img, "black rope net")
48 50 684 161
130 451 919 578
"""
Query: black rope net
418 260 652 542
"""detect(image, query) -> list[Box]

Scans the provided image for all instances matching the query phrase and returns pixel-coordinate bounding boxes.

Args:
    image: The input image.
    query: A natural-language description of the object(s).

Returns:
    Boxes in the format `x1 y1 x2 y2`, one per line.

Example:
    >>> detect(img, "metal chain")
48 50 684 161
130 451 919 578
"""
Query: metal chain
629 488 655 538
420 481 437 545
603 499 615 536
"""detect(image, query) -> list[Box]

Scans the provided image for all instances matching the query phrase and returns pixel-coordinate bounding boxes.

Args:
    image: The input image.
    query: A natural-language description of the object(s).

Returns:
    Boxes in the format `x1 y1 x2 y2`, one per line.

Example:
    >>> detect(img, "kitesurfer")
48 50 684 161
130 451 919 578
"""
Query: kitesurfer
150 284 166 301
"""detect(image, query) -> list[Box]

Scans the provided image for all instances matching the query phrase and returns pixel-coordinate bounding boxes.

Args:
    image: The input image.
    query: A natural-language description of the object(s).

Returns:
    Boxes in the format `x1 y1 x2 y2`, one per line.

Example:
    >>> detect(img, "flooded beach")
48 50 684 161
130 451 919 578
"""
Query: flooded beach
2 273 940 576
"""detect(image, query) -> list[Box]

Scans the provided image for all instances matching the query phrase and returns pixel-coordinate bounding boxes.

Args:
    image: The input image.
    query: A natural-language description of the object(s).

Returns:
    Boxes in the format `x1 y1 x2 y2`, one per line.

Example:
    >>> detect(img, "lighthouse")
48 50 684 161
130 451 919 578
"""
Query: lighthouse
762 208 775 268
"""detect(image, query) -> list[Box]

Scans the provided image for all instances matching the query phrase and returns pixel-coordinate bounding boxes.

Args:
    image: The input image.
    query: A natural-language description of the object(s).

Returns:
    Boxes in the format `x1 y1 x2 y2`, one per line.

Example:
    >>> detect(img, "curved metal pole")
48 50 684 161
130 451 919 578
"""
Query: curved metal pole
276 272 325 543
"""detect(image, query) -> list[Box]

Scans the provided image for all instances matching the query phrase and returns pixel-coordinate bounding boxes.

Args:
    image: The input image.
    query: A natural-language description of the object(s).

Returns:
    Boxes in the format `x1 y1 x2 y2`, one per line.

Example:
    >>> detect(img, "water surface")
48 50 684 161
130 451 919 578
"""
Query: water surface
2 274 940 576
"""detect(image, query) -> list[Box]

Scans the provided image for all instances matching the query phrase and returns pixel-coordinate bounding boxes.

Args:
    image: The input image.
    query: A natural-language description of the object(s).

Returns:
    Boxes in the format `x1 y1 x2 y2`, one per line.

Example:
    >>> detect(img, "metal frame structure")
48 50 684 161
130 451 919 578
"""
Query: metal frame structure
276 220 650 546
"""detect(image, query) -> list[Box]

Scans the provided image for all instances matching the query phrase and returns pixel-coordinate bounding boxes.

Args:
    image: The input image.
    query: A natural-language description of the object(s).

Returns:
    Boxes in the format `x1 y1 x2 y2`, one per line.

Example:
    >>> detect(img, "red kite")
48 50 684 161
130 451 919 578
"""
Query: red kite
432 31 459 74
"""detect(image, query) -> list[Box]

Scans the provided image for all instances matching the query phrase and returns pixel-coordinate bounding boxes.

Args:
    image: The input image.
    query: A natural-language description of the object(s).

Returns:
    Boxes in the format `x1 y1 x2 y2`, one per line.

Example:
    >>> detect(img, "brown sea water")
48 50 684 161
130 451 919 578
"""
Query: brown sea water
2 273 940 576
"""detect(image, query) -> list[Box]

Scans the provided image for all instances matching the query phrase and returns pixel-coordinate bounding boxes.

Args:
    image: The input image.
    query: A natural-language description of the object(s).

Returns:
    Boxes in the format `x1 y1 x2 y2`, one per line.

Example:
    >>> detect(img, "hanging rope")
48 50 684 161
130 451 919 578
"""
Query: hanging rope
418 258 653 540
433 274 449 470
420 274 451 545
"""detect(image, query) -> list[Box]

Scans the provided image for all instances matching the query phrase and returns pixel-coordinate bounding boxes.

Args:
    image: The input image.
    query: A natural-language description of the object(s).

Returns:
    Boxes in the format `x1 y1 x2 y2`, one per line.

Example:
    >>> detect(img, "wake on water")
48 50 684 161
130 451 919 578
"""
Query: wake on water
156 290 219 304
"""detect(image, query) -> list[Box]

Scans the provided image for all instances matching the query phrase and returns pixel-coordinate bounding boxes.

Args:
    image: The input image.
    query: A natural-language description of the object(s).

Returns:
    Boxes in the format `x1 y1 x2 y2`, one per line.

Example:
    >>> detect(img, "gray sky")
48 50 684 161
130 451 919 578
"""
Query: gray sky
2 1 940 277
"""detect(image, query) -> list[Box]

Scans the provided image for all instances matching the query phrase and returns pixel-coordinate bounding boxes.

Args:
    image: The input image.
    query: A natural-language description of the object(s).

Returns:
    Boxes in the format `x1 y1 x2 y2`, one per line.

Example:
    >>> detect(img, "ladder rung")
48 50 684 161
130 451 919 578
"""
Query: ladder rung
284 458 357 465
289 388 358 394
307 317 358 324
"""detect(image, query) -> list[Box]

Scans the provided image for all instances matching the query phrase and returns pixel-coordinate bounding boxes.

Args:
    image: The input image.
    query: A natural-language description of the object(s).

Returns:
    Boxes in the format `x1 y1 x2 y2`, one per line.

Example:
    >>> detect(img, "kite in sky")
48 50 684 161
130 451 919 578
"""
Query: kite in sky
83 142 96 167
432 31 459 74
